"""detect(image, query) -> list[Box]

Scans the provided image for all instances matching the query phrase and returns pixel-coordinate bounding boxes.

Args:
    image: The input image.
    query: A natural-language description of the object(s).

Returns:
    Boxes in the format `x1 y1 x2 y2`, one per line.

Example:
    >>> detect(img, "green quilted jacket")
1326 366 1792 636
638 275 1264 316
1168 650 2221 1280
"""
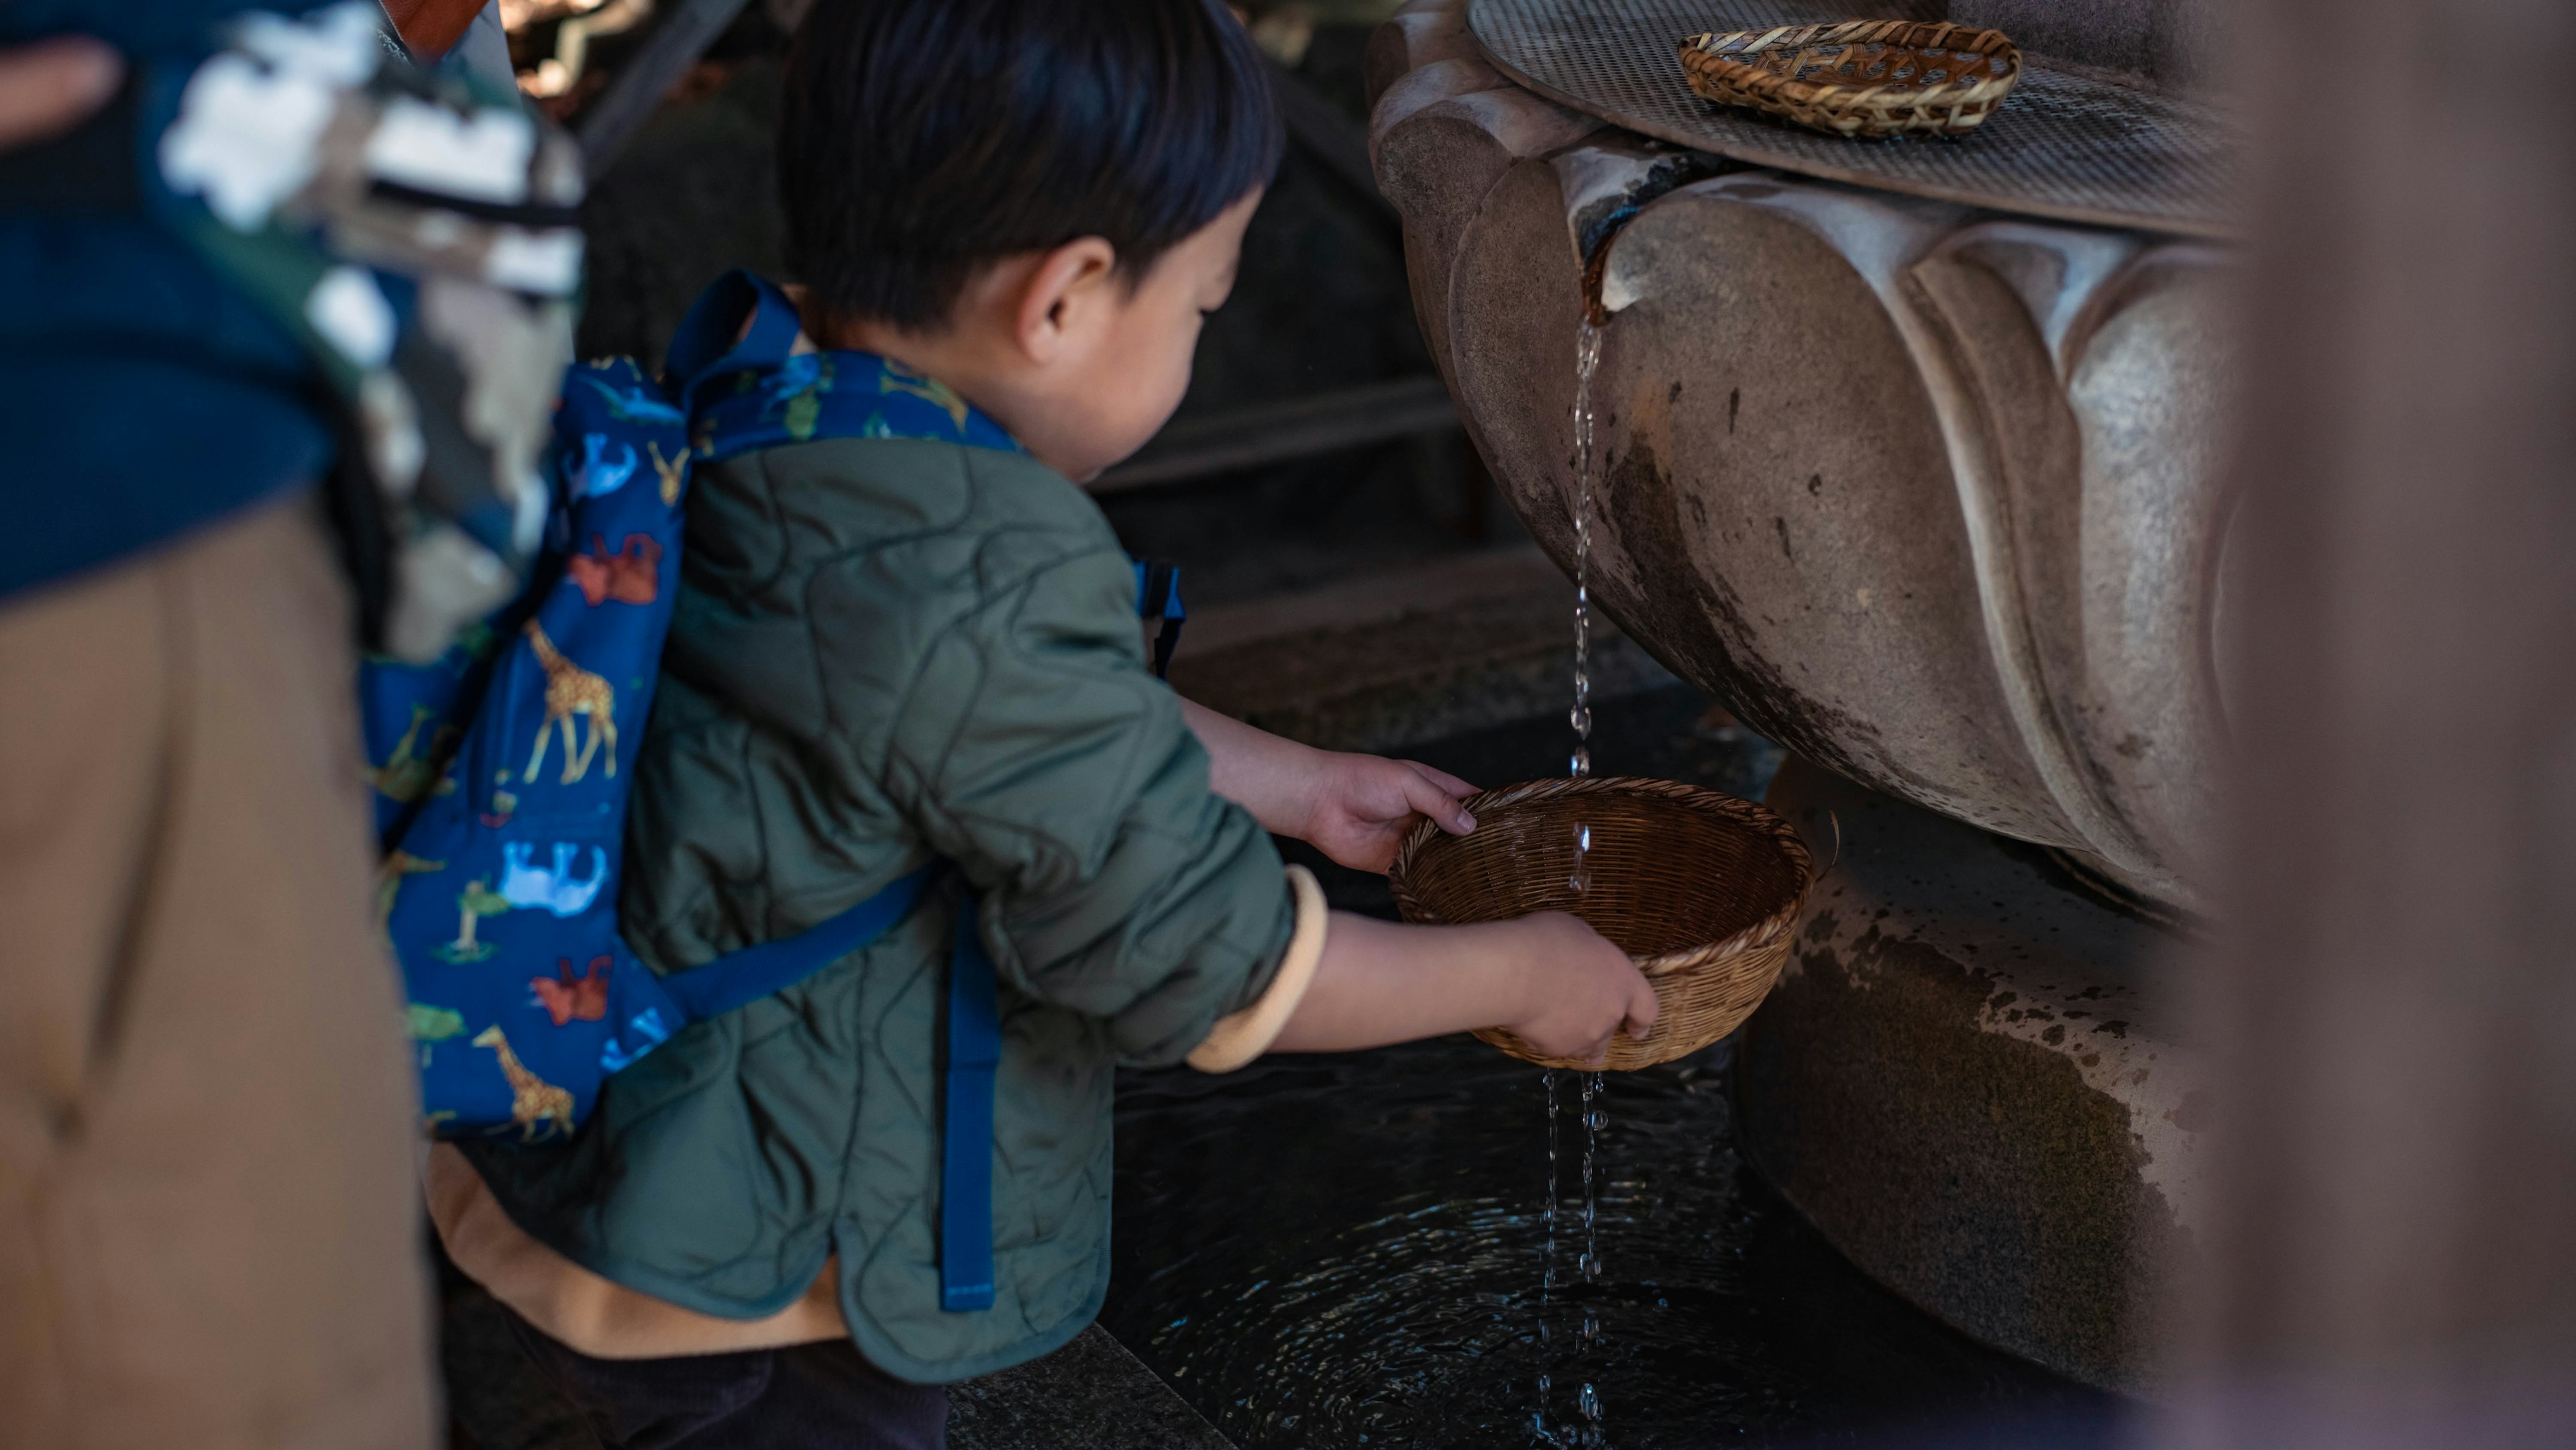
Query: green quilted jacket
462 434 1295 1382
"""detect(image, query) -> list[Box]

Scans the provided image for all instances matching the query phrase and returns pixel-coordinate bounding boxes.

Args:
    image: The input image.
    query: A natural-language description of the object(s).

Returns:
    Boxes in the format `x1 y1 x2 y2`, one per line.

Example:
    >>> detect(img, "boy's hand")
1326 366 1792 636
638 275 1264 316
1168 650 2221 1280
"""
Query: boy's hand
1179 699 1474 872
1501 912 1658 1068
1299 753 1477 875
1268 910 1654 1062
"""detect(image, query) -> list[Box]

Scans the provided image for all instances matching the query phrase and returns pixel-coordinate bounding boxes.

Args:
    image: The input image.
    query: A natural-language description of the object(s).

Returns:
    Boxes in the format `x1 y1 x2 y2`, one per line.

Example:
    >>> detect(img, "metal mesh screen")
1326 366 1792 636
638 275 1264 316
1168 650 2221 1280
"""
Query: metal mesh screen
1468 0 2238 237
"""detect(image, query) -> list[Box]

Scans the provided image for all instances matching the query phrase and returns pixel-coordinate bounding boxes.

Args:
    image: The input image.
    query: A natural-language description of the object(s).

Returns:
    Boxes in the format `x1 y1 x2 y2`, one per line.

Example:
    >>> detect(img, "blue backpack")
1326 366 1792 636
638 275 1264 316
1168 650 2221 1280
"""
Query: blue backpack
362 270 1184 1313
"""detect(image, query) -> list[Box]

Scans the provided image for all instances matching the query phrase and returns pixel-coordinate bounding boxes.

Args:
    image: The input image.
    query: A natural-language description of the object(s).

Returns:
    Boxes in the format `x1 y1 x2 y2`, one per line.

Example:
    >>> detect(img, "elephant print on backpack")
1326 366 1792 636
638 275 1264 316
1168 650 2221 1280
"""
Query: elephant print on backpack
500 841 610 917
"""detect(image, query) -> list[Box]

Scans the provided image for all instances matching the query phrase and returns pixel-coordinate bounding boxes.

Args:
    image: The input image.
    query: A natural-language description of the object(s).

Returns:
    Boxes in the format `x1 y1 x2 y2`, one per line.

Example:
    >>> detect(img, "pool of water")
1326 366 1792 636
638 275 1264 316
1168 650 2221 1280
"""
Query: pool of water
1106 1038 2115 1450
1099 688 2125 1449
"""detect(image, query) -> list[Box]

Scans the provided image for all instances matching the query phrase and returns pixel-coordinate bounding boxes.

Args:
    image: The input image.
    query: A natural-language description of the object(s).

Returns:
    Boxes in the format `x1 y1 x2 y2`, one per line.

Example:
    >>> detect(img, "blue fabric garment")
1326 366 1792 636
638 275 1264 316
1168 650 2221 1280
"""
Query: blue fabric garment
439 1 513 91
0 0 336 56
0 1 341 599
0 216 331 598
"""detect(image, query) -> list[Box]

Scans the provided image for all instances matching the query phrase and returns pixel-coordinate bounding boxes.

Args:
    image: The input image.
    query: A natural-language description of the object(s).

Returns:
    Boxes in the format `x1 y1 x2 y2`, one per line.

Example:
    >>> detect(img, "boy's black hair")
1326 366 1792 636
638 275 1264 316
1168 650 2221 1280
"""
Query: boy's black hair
778 0 1283 333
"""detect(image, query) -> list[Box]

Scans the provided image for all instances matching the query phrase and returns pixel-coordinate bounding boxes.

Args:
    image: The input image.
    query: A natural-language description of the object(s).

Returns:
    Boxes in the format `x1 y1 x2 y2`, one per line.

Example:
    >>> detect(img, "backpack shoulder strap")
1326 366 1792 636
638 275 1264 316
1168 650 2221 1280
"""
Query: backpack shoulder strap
662 268 806 405
941 900 1002 1312
654 866 938 1023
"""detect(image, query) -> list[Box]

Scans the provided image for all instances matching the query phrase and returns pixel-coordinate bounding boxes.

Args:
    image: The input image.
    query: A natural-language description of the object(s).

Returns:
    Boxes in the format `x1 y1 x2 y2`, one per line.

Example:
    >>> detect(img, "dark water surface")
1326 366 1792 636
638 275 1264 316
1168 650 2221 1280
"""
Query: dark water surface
1106 1039 2114 1450
1100 688 2124 1449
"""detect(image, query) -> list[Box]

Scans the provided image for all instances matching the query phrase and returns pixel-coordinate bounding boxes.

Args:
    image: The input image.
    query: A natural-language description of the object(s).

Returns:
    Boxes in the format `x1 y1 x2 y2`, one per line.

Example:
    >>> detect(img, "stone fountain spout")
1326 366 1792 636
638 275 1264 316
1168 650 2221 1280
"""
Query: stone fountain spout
1369 0 2241 912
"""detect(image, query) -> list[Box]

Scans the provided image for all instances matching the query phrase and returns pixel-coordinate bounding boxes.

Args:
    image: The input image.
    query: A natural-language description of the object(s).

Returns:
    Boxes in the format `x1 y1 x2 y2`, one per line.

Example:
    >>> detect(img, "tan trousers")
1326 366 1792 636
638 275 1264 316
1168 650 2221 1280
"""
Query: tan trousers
0 499 435 1450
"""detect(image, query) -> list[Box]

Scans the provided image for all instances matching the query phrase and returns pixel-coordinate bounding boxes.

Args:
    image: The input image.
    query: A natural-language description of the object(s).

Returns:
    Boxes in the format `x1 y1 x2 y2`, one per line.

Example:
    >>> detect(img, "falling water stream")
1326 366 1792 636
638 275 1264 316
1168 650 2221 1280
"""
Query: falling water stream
1568 318 1603 792
1546 317 1611 1447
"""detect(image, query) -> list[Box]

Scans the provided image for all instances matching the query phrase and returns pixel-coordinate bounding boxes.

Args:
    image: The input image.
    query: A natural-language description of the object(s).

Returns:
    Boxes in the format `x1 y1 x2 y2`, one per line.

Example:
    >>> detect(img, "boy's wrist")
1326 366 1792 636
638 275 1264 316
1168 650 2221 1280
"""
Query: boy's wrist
1466 917 1548 1030
1289 745 1349 838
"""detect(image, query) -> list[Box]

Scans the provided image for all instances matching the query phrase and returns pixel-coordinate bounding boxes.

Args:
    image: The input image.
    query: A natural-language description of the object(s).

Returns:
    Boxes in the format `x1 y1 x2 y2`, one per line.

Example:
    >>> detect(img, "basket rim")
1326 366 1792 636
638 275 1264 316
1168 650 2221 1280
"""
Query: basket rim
1678 21 2022 118
1387 774 1815 978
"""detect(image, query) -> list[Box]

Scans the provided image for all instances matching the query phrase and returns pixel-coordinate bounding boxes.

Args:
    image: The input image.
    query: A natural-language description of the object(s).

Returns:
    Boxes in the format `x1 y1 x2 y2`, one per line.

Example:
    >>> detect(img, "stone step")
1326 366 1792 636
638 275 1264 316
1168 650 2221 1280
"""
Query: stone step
1166 546 1675 754
443 1288 1230 1449
950 1327 1233 1450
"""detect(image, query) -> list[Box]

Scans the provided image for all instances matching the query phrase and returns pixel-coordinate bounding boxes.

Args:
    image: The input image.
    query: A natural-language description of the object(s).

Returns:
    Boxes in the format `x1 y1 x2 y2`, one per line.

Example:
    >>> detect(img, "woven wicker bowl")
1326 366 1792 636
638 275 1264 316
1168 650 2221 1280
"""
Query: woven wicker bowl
1677 21 2023 140
1388 776 1814 1071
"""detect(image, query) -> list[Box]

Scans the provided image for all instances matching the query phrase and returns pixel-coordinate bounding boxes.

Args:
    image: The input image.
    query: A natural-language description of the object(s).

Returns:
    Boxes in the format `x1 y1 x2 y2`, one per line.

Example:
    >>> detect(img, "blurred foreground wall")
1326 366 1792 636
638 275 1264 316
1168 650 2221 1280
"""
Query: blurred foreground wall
2180 0 2576 1442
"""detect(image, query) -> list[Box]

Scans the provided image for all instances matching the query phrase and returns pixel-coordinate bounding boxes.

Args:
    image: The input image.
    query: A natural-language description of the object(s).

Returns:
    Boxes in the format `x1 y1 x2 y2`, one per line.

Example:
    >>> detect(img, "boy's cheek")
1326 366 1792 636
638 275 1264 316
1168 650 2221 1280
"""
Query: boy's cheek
1113 320 1199 456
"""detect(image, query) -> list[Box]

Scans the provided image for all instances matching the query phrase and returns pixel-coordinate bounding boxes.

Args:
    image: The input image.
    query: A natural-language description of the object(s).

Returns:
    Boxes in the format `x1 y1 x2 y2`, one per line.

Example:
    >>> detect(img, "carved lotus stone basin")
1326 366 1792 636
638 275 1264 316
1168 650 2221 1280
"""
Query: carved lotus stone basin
1367 0 2239 911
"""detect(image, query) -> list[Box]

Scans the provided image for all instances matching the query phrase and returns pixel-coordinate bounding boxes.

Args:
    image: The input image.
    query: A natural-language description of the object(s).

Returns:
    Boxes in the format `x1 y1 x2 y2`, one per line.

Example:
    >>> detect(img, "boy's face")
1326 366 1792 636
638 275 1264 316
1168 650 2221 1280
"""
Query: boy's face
821 189 1260 484
981 189 1260 484
1049 189 1258 480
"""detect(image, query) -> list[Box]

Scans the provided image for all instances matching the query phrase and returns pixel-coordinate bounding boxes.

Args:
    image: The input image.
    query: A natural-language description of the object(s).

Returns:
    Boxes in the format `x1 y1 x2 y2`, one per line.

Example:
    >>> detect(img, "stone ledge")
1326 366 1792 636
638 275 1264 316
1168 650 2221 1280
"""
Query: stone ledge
1165 549 1676 754
1739 758 2207 1397
441 1276 1230 1448
950 1327 1233 1450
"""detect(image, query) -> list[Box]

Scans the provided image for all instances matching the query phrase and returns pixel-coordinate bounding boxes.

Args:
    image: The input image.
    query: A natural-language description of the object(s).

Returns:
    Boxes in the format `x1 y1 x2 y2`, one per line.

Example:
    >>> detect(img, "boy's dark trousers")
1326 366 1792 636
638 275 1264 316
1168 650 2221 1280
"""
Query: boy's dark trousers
499 1302 949 1450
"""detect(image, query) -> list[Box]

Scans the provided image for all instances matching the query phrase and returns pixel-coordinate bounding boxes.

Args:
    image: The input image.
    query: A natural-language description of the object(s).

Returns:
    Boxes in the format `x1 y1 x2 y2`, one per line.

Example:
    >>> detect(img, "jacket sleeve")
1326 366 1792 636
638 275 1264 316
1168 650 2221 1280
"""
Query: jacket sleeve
877 534 1295 1068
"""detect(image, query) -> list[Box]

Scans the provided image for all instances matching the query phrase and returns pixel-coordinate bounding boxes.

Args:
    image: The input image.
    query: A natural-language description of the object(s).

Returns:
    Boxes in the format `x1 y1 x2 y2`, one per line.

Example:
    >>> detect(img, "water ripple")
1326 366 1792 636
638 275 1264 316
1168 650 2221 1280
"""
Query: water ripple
1107 1035 2108 1449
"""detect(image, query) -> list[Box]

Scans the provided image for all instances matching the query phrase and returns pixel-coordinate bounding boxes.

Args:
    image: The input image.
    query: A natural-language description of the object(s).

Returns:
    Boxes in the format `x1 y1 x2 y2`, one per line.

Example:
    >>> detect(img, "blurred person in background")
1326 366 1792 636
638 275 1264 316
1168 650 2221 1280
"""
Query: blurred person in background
0 3 559 1446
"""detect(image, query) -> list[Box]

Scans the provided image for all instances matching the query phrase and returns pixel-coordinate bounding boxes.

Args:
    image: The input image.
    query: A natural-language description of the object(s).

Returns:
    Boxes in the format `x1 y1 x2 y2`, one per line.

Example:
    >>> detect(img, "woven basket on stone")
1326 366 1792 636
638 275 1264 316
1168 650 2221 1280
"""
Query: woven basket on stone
1677 20 2022 140
1389 775 1814 1071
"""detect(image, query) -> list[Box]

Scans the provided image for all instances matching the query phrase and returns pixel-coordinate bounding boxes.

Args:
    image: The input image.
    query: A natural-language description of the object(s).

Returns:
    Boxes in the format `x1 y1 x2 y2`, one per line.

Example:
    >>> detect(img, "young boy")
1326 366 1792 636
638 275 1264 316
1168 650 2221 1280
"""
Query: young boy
429 0 1655 1443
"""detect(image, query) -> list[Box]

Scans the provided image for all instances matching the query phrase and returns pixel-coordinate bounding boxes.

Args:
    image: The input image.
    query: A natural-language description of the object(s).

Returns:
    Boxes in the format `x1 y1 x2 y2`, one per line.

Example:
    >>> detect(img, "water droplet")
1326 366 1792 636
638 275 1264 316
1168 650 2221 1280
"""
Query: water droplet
1568 705 1592 735
1569 746 1591 778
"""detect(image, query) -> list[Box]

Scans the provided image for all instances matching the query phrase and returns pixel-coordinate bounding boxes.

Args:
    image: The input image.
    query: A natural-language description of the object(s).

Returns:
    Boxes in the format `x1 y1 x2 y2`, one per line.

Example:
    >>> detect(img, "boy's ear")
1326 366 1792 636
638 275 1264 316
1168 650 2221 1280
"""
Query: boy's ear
1012 236 1120 364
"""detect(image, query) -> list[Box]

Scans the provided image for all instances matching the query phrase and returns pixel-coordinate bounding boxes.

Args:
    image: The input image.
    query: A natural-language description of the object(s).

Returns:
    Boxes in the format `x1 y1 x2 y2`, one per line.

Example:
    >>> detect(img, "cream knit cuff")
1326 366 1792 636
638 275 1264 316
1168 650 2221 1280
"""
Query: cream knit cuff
1186 864 1328 1074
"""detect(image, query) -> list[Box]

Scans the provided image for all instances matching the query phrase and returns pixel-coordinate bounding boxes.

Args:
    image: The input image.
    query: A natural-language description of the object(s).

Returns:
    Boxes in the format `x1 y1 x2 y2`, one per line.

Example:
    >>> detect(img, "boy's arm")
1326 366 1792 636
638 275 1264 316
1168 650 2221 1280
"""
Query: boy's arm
1181 698 1478 874
1192 904 1659 1071
880 540 1305 1067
